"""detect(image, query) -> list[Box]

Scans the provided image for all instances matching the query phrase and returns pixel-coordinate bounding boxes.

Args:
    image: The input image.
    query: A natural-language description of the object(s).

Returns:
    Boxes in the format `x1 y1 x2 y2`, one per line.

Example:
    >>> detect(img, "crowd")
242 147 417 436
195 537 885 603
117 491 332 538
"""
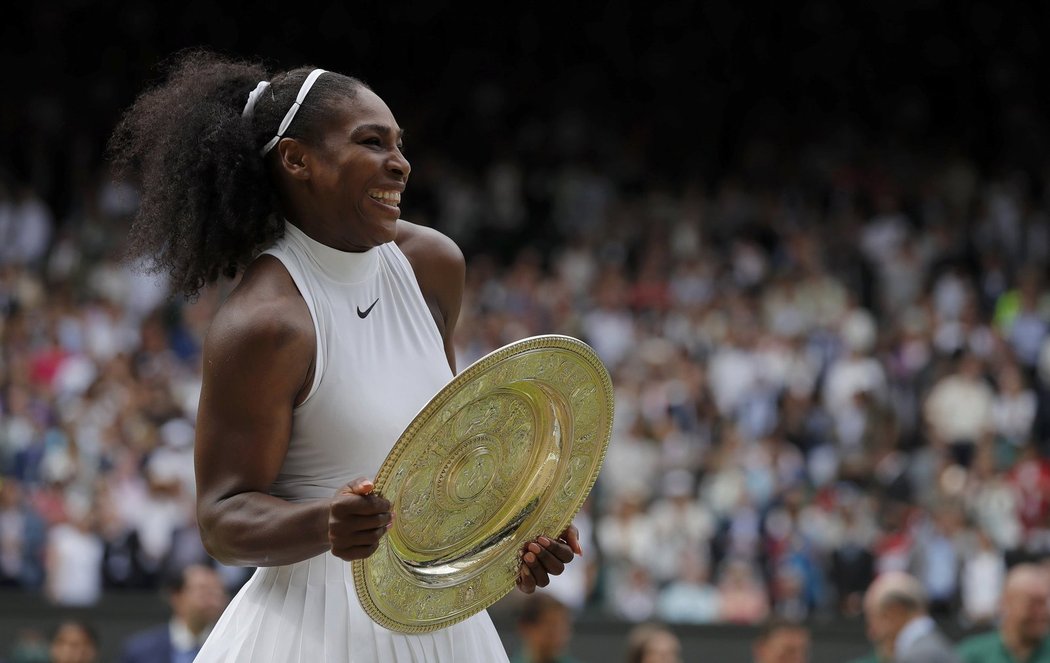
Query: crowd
453 132 1050 628
2 120 1050 637
498 562 1050 662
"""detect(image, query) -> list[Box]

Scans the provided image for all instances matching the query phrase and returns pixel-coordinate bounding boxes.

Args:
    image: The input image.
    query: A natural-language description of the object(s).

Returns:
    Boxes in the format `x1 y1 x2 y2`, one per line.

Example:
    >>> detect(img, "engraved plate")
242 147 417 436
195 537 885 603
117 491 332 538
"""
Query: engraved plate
352 335 614 633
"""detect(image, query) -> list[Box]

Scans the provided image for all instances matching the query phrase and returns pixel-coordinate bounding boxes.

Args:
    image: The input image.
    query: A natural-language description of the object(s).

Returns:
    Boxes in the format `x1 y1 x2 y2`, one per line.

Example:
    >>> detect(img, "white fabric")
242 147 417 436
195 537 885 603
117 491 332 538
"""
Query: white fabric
170 618 210 652
242 80 271 119
46 523 103 606
196 221 508 662
961 549 1005 623
260 69 326 156
924 375 993 441
895 615 935 659
0 195 53 266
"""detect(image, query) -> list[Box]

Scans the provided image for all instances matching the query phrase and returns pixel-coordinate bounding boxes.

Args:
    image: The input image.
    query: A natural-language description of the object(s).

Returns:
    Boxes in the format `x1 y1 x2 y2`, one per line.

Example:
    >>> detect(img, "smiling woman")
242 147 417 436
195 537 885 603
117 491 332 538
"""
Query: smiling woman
106 50 581 663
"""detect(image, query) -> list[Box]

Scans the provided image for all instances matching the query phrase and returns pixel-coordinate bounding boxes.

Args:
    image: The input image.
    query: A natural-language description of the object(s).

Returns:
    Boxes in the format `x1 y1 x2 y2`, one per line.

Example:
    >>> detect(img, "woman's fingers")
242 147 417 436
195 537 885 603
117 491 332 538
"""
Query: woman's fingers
330 542 381 561
540 536 575 564
559 524 583 556
328 480 393 559
328 512 393 537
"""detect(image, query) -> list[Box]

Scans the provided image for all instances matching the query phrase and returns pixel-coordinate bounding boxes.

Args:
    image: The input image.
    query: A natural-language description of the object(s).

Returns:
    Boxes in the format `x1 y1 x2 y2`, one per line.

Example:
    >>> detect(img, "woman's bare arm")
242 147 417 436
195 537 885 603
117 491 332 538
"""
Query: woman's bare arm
195 258 390 567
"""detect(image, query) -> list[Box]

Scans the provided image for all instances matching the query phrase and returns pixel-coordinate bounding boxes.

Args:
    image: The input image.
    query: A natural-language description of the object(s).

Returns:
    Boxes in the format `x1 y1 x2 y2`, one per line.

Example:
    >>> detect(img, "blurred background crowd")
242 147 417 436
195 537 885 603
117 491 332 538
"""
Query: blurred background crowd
3 0 1050 660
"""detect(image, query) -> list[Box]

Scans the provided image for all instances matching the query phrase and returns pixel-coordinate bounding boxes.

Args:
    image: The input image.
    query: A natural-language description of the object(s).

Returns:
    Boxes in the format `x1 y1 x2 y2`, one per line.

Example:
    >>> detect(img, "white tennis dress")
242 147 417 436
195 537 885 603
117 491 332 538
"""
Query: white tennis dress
195 222 509 662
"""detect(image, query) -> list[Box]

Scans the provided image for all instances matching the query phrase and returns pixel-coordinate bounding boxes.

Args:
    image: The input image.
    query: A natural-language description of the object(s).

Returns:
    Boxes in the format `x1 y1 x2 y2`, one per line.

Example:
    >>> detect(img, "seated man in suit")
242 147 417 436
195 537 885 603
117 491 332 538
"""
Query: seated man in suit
957 563 1050 663
510 593 583 663
119 563 228 663
862 570 960 663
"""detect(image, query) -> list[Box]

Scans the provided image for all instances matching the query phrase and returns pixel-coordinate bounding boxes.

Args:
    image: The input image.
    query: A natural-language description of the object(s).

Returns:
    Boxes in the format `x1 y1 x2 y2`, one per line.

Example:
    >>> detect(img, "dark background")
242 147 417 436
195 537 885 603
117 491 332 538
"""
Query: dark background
4 0 1050 246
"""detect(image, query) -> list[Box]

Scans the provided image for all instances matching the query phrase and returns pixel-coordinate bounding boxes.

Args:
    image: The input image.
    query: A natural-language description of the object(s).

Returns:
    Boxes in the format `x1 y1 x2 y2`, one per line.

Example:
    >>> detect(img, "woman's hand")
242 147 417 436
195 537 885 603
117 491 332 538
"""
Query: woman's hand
328 478 393 561
516 523 582 593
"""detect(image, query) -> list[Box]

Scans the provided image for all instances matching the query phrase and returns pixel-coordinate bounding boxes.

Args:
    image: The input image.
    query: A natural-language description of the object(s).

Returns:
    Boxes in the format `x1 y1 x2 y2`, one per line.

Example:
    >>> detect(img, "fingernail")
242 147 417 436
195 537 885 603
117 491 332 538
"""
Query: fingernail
528 543 542 553
524 552 536 563
355 480 374 495
538 536 551 546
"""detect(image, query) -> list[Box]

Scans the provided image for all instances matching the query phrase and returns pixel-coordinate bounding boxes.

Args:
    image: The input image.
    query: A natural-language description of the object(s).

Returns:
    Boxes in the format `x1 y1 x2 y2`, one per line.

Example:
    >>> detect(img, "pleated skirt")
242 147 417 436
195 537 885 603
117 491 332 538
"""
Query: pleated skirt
194 553 509 662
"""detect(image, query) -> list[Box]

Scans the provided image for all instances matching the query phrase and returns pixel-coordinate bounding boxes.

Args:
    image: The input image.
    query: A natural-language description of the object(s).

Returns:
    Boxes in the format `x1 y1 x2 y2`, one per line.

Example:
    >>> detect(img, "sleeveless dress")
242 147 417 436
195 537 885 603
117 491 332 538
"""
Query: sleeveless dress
195 222 509 662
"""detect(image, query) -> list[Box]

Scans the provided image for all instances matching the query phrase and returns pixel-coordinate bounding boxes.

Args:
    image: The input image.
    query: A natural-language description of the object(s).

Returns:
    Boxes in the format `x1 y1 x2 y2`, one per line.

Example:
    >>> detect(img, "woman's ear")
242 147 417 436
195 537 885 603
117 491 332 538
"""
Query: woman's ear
276 138 312 181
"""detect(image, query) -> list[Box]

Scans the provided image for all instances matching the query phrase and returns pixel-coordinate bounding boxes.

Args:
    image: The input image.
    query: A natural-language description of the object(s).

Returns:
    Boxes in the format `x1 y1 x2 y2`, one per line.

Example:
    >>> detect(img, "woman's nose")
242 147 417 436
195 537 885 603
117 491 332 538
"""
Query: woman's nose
388 151 411 180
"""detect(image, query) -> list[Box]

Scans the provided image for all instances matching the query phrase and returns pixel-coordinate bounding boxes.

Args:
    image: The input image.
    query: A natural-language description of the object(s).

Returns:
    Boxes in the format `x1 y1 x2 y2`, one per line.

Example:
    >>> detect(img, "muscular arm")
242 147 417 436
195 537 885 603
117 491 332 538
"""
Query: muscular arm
194 262 327 566
195 258 389 567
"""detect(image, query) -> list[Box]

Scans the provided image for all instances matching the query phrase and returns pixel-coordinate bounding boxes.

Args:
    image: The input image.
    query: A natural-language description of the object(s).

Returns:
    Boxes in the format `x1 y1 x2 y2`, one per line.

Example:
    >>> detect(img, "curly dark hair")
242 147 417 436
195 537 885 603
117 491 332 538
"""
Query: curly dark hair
107 49 369 298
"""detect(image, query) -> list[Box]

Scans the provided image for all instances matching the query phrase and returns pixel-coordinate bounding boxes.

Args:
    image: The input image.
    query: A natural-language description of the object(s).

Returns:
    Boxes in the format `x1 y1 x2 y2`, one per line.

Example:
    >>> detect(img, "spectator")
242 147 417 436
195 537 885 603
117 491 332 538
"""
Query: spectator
862 570 960 663
752 618 810 663
48 620 98 663
0 477 46 589
118 563 228 663
624 622 682 663
610 563 659 623
5 627 49 663
510 593 581 663
717 557 770 625
822 308 888 453
656 549 721 624
646 468 714 585
0 183 54 269
43 503 103 607
828 495 878 617
957 563 1050 663
959 528 1006 629
995 265 1050 373
991 362 1039 459
923 351 994 469
909 502 967 616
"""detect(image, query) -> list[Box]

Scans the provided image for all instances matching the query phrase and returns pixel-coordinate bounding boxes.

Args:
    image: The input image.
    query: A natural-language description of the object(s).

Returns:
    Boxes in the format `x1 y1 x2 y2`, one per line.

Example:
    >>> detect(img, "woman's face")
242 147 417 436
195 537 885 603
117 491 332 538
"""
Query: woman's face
299 87 411 251
50 623 97 663
641 631 682 663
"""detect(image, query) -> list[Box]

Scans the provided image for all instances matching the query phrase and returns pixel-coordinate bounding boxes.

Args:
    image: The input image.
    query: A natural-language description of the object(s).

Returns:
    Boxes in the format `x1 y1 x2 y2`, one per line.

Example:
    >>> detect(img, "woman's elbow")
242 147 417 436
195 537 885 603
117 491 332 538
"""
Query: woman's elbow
197 501 237 565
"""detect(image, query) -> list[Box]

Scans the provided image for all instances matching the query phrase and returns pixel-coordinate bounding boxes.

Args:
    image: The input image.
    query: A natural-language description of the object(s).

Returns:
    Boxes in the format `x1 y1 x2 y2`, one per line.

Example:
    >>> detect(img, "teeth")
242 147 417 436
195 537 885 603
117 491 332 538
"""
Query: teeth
368 190 401 204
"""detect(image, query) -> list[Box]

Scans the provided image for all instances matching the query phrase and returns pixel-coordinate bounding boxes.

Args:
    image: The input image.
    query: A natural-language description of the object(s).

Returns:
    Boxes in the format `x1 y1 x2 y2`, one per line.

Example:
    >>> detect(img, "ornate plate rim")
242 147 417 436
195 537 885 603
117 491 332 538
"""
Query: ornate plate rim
352 334 614 633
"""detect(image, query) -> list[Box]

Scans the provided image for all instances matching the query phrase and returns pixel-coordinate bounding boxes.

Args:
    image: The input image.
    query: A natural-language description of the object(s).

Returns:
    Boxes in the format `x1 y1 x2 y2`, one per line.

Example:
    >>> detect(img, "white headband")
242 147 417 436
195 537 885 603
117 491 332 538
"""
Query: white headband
241 80 271 120
242 69 327 157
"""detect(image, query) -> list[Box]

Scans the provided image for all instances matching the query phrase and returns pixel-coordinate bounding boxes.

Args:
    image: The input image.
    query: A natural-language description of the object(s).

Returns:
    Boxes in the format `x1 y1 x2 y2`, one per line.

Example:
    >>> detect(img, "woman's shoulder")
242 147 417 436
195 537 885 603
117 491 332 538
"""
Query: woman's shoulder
204 255 314 358
393 219 464 271
393 219 465 299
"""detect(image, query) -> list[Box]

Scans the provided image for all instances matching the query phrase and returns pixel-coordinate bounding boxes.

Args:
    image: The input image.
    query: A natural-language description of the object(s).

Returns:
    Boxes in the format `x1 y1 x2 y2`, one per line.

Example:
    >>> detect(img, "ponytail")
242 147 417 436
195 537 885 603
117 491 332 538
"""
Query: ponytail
108 50 368 298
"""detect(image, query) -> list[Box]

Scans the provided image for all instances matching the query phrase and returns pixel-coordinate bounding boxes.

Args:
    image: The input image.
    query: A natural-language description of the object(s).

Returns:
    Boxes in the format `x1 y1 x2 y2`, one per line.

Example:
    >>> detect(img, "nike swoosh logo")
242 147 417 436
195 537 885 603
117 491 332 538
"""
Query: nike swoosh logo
357 298 379 319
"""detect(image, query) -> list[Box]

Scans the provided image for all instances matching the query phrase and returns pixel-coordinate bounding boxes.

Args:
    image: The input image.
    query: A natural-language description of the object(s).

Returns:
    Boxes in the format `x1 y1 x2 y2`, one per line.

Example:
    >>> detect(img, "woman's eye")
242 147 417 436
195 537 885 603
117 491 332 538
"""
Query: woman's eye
364 138 382 146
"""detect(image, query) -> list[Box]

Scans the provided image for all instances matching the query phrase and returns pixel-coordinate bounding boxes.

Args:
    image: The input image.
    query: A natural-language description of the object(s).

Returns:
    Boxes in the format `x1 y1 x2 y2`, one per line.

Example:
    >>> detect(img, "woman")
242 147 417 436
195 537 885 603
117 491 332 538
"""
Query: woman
624 623 682 663
108 50 581 662
49 620 99 663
